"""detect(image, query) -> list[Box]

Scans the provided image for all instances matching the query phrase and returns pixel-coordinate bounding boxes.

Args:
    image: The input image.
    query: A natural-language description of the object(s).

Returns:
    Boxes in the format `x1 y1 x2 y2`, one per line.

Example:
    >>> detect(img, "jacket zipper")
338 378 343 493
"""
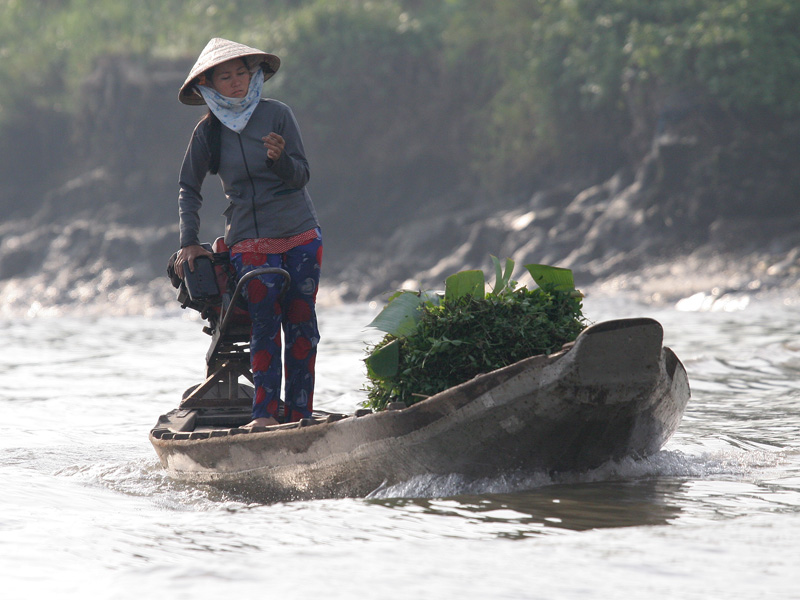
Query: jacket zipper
237 134 261 238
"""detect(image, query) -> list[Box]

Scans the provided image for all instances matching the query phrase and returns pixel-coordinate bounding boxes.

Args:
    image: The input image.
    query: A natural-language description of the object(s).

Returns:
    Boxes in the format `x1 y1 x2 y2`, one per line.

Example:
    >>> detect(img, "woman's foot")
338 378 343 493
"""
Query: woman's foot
243 417 279 428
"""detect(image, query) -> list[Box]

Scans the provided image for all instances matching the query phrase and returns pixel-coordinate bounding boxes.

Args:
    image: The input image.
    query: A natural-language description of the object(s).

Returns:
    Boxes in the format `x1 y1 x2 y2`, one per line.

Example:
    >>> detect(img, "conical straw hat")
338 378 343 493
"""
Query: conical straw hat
179 38 280 105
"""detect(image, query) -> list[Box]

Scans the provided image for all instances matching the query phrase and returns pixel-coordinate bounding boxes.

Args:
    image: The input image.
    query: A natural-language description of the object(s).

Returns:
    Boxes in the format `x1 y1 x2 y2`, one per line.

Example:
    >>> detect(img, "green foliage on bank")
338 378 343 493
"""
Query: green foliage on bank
363 259 586 410
0 0 309 119
1 0 798 193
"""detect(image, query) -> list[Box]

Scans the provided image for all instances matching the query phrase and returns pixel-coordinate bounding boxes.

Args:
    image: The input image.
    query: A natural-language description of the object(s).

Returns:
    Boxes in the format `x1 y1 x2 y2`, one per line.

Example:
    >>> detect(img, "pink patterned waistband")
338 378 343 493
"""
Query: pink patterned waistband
230 228 319 255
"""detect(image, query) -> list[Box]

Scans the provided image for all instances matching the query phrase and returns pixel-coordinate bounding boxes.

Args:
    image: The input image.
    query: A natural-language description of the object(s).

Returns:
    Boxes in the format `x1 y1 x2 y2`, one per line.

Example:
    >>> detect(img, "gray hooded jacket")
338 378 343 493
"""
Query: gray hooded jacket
178 99 319 248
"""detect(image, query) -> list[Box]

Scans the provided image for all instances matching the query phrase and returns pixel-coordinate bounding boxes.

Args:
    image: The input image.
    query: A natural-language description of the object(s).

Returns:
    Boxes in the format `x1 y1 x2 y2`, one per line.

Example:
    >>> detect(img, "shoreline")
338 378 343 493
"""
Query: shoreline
2 246 798 320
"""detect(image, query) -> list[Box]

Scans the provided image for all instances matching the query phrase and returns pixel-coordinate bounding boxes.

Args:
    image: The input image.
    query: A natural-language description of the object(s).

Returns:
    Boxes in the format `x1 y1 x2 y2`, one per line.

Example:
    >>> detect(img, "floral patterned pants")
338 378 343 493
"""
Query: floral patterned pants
230 235 322 422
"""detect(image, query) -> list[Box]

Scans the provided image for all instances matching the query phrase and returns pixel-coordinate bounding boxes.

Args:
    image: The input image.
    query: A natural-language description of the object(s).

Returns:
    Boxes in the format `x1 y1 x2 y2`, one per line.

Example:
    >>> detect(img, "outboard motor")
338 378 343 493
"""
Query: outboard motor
167 238 245 329
166 238 290 412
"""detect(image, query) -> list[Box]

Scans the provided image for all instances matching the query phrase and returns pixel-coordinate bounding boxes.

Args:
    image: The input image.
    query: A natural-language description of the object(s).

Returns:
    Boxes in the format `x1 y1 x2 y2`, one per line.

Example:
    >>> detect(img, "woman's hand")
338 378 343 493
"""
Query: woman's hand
175 244 213 279
262 132 285 161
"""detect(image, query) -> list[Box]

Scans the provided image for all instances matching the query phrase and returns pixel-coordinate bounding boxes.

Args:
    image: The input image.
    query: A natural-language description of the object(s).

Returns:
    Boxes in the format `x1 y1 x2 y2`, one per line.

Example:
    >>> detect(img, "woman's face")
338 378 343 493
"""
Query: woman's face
209 58 251 98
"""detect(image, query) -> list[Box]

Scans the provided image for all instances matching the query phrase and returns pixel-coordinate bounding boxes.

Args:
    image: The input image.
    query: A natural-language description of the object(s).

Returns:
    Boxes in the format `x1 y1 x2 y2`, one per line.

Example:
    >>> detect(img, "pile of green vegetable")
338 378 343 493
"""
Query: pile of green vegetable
363 258 587 410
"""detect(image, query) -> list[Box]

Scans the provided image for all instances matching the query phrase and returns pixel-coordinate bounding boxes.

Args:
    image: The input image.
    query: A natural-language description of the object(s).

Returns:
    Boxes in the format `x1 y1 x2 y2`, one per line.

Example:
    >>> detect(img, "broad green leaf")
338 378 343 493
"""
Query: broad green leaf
365 338 399 379
490 255 516 295
445 270 485 301
524 264 575 290
367 290 439 336
492 255 503 291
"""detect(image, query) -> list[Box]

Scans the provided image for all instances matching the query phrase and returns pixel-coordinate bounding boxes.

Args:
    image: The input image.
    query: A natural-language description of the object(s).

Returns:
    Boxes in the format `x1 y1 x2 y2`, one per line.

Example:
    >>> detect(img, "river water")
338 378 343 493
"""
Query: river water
2 291 799 599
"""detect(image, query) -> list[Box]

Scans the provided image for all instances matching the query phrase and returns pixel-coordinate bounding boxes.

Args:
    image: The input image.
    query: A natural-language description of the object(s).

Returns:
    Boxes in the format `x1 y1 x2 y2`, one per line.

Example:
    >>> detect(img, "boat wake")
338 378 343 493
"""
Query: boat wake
54 455 251 511
49 441 790 508
364 446 789 501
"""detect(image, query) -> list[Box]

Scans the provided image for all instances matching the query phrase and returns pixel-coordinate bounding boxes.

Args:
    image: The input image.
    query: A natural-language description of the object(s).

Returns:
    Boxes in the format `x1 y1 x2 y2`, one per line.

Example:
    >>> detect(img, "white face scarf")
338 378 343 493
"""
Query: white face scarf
196 68 265 133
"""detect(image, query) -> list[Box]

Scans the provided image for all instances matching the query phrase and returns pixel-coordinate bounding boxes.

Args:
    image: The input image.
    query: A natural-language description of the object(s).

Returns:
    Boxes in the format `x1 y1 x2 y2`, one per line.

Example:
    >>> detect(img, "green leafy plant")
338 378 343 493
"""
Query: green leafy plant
363 258 587 410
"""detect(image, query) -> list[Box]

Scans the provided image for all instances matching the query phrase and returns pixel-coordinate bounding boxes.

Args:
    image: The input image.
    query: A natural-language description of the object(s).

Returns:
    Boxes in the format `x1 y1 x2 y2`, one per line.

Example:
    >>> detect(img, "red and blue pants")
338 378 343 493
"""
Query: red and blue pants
230 235 322 422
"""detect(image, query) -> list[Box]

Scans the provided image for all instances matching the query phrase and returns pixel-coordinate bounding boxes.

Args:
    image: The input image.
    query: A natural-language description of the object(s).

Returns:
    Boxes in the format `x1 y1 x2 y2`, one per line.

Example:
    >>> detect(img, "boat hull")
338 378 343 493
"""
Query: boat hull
150 318 690 501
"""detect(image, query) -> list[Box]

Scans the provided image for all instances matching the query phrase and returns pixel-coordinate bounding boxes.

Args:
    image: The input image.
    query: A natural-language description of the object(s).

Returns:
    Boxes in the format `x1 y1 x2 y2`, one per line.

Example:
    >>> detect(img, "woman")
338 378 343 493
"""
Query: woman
174 38 322 428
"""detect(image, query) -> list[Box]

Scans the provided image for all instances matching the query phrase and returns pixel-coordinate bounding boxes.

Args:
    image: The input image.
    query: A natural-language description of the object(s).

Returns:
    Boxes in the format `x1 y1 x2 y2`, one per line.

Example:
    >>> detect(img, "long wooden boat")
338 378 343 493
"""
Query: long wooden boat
150 311 690 502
